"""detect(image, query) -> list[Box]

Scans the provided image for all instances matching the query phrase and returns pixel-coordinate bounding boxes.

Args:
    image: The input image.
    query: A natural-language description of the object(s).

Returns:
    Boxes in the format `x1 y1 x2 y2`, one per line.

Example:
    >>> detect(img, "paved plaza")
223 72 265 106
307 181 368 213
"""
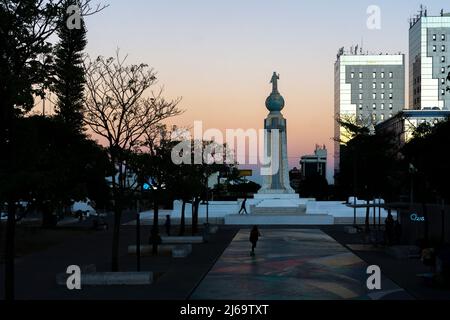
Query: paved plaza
191 229 412 300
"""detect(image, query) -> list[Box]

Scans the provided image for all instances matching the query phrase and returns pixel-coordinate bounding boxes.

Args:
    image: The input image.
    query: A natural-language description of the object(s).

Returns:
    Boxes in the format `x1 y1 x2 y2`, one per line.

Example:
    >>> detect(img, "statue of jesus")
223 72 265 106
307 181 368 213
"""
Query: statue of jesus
270 72 280 93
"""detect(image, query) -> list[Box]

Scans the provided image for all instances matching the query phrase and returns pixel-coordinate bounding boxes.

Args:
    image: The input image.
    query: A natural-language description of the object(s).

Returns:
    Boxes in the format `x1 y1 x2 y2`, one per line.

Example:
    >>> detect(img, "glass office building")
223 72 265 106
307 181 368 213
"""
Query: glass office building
409 12 450 110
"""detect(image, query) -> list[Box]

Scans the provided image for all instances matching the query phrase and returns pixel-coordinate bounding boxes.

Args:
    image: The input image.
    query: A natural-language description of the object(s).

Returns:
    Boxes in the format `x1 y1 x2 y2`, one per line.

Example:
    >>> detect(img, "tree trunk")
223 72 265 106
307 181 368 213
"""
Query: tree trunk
41 202 57 229
152 189 159 255
5 202 16 300
192 197 200 235
365 200 370 233
422 202 429 245
111 191 122 272
179 200 186 236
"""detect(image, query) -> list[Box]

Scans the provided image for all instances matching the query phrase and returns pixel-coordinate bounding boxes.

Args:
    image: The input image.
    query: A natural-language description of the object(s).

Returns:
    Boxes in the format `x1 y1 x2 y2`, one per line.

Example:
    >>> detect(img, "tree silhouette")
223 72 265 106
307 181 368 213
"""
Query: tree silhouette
0 0 106 300
83 52 182 270
52 0 88 133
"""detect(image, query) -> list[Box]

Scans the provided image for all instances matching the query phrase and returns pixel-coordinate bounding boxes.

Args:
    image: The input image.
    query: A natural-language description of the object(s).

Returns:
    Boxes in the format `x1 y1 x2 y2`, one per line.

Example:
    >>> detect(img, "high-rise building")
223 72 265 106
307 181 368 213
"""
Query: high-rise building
409 9 450 110
334 49 405 175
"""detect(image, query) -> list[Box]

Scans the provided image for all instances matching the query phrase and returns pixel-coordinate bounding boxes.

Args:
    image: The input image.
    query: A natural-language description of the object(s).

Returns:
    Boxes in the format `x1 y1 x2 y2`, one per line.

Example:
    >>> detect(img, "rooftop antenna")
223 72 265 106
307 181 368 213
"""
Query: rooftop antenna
360 37 364 54
441 9 444 17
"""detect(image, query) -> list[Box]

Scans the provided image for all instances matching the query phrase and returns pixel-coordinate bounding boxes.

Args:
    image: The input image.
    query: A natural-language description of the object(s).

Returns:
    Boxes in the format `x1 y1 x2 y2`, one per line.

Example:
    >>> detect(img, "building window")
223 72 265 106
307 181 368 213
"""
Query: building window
373 103 376 110
381 93 385 99
358 114 363 121
359 83 363 89
389 113 393 118
381 72 385 78
389 93 393 99
443 34 446 41
441 56 446 63
389 103 393 109
359 72 363 79
442 78 446 84
351 72 355 79
372 93 376 99
433 45 437 52
389 82 393 89
359 104 363 110
442 89 446 96
372 72 376 79
389 72 393 78
372 82 376 89
380 114 385 121
442 67 446 73
359 93 363 100
433 34 437 41
442 45 446 52
372 113 377 122
381 82 385 89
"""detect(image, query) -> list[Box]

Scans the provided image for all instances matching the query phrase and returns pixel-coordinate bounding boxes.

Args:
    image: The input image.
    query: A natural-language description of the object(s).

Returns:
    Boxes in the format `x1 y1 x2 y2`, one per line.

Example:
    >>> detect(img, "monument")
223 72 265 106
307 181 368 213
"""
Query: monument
249 72 308 215
258 72 295 195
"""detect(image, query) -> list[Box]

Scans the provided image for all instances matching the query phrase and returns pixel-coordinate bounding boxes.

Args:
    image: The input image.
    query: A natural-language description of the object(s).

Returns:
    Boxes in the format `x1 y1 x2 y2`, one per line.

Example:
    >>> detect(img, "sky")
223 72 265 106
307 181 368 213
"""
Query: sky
80 0 447 184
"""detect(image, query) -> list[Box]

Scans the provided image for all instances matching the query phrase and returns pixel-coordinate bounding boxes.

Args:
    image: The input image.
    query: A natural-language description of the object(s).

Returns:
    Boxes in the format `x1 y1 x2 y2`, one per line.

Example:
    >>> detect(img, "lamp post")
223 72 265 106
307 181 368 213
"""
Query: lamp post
136 199 141 272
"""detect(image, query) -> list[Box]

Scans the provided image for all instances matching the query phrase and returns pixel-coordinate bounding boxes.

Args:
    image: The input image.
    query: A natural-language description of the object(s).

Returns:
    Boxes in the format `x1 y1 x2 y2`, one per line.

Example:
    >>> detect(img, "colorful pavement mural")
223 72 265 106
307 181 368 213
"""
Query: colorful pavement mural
191 229 412 300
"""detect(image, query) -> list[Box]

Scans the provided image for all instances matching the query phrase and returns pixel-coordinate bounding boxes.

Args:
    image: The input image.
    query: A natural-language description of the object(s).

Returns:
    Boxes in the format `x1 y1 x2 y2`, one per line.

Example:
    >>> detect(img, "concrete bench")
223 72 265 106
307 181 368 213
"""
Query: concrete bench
128 244 192 258
128 244 175 255
57 271 153 286
172 244 193 258
344 226 359 234
161 236 204 244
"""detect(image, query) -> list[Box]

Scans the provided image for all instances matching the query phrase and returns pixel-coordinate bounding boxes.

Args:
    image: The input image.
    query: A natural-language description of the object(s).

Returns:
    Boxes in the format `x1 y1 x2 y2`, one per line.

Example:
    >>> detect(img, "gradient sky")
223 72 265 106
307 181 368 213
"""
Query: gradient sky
81 0 447 183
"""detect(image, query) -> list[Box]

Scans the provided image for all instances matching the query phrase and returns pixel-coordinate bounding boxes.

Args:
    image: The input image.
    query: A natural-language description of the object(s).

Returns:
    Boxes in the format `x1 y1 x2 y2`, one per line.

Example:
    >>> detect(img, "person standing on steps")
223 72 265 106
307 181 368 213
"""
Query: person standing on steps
250 226 261 256
239 195 248 215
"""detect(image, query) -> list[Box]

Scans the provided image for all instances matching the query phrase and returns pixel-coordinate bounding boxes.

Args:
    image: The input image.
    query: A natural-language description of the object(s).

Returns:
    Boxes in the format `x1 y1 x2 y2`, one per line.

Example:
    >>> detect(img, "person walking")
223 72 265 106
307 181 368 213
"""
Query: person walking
249 226 261 256
239 195 248 215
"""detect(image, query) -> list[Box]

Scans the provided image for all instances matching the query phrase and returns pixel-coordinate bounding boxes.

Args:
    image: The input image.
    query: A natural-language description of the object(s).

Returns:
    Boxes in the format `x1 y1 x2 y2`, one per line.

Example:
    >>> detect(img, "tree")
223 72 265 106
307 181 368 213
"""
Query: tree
83 52 182 270
0 0 106 300
0 116 111 227
335 117 398 231
52 0 88 133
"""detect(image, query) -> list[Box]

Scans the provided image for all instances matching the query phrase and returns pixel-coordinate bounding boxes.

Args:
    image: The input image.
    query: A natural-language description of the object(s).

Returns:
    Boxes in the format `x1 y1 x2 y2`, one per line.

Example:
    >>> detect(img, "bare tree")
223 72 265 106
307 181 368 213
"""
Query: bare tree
83 51 182 271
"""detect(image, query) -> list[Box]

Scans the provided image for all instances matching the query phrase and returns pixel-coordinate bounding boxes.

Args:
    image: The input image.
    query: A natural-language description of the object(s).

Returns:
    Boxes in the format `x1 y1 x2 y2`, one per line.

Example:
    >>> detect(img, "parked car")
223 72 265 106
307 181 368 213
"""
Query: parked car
71 200 97 218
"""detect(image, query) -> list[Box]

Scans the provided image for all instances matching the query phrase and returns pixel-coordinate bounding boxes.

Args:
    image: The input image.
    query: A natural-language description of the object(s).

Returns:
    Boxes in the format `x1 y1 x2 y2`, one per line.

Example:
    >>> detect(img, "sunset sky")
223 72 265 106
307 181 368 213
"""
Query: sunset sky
80 0 444 183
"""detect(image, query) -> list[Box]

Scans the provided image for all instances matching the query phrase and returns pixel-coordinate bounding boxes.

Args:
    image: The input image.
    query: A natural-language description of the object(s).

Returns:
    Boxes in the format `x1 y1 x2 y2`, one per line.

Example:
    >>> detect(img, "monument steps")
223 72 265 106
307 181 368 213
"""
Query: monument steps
251 207 306 215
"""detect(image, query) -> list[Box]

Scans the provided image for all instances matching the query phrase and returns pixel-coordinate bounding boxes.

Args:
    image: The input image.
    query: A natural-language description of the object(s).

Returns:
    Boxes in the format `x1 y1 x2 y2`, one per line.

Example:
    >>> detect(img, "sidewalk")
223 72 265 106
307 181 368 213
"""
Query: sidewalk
191 229 412 300
0 212 237 300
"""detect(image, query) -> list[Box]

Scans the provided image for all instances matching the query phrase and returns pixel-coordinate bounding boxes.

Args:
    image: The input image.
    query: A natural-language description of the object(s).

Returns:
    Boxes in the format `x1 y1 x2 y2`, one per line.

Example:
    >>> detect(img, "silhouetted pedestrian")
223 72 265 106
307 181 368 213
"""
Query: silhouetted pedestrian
149 228 162 255
385 211 395 245
239 196 248 215
249 226 261 256
165 215 171 236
